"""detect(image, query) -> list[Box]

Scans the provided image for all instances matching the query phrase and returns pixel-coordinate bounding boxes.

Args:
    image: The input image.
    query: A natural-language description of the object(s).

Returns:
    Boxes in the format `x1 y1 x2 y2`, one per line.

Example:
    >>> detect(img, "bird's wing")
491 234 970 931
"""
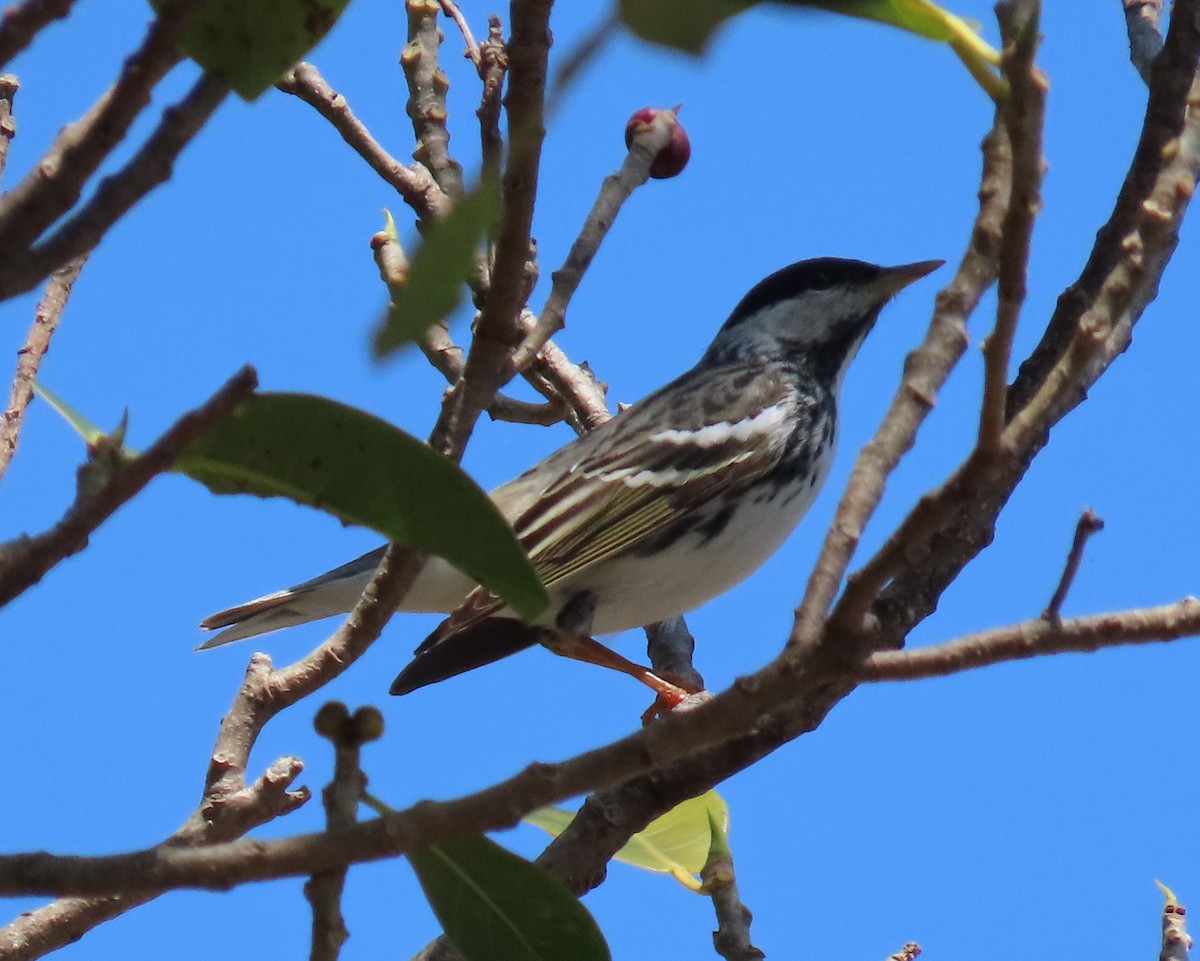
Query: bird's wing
413 364 794 653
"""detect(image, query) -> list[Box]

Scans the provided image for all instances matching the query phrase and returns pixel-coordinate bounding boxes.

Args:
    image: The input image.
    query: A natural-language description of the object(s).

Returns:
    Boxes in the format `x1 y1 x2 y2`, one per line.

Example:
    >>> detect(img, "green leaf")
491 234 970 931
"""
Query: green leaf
409 836 610 961
177 393 548 621
149 0 352 100
796 0 952 40
618 0 757 54
31 382 112 447
373 181 501 357
527 790 730 891
618 0 1004 98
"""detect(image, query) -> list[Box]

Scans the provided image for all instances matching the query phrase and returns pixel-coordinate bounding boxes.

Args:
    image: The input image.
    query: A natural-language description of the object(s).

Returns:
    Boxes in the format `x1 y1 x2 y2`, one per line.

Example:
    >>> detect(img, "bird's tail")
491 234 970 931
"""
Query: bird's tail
197 547 390 648
389 617 539 694
198 584 358 647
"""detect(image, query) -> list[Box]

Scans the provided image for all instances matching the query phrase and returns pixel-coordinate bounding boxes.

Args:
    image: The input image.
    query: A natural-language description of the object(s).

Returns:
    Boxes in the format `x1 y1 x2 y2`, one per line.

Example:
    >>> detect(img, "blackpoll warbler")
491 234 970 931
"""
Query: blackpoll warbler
201 257 940 707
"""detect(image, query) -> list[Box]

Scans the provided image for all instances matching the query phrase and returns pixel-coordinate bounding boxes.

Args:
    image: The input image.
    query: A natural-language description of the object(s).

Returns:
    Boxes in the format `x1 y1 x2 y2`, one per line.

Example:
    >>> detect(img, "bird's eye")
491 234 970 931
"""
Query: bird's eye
809 273 832 290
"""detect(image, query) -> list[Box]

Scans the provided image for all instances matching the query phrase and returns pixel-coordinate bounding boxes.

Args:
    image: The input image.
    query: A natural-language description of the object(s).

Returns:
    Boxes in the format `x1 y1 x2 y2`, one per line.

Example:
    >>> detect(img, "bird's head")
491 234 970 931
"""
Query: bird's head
704 257 942 377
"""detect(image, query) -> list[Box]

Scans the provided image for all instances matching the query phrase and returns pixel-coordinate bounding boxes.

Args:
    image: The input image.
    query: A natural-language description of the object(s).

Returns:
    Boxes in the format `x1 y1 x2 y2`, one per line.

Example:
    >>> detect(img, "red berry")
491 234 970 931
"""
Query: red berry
624 105 691 179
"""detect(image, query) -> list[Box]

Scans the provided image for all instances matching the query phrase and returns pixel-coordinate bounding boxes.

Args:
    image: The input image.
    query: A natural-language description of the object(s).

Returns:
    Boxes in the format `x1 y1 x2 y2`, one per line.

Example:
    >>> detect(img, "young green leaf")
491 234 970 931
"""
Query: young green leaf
148 0 353 100
409 836 610 961
32 382 114 448
177 392 548 621
619 0 1003 98
526 790 730 891
374 182 501 357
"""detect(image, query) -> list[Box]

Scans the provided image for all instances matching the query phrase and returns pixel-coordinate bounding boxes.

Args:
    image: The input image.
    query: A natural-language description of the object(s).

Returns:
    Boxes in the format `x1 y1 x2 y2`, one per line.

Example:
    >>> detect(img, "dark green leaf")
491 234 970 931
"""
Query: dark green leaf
373 181 501 357
409 836 610 961
618 0 757 54
149 0 352 100
175 393 548 621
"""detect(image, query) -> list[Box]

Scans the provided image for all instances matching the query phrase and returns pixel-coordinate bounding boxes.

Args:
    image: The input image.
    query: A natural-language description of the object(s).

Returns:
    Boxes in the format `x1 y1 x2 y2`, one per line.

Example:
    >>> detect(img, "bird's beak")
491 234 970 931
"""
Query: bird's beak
870 259 944 300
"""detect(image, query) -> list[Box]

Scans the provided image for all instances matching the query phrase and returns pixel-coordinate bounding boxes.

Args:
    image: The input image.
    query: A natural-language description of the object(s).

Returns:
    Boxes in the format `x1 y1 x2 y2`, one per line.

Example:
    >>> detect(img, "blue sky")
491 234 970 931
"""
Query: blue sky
2 2 1198 958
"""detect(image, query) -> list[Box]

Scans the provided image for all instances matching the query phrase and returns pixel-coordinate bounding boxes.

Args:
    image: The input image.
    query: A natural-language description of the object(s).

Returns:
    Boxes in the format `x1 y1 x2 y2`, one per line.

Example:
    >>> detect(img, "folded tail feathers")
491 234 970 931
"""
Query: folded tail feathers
198 578 365 648
389 617 539 695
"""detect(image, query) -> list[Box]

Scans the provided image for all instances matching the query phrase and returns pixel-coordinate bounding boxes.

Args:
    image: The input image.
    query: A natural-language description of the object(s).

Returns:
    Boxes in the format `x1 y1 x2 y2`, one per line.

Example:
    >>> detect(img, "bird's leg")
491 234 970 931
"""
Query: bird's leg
539 592 698 720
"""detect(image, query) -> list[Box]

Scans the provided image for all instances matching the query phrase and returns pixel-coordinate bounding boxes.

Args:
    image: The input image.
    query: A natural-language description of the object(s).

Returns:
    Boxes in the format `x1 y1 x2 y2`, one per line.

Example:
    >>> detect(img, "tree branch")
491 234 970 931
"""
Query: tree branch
859 597 1200 681
436 0 480 67
0 252 87 480
0 71 229 301
402 0 465 200
803 117 1011 644
0 364 257 607
506 106 678 376
866 0 1200 648
475 15 505 183
305 704 381 961
1041 508 1104 622
977 7 1046 453
0 73 16 184
1159 888 1191 961
278 62 450 220
426 0 552 458
0 0 76 70
0 0 205 258
1124 0 1165 85
702 846 764 961
1007 0 1200 414
1 586 1198 901
370 215 563 427
0 665 310 961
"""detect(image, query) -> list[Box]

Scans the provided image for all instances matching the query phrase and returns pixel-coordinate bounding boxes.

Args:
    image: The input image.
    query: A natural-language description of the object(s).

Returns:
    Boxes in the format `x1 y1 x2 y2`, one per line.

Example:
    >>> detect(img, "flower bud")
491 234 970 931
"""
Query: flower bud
624 105 691 179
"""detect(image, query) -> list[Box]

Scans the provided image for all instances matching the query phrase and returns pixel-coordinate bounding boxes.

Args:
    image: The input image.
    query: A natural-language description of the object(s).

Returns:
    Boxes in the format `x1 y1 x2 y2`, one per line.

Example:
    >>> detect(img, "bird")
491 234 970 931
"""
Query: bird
200 256 941 710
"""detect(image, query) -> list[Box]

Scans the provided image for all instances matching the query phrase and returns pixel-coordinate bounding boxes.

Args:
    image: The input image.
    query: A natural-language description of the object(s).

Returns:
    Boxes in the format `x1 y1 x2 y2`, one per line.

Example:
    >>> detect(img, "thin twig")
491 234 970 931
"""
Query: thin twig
507 107 678 376
702 847 764 961
1007 0 1200 416
0 73 16 184
403 0 465 200
977 6 1046 453
516 308 610 430
0 71 229 301
805 119 1011 644
0 0 76 70
859 597 1200 682
1159 888 1192 961
0 252 86 480
475 15 506 184
1124 0 1165 84
370 224 564 427
1003 61 1200 451
426 0 552 459
0 365 257 607
306 704 381 961
278 63 449 219
0 0 205 256
1041 508 1105 623
436 0 480 66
